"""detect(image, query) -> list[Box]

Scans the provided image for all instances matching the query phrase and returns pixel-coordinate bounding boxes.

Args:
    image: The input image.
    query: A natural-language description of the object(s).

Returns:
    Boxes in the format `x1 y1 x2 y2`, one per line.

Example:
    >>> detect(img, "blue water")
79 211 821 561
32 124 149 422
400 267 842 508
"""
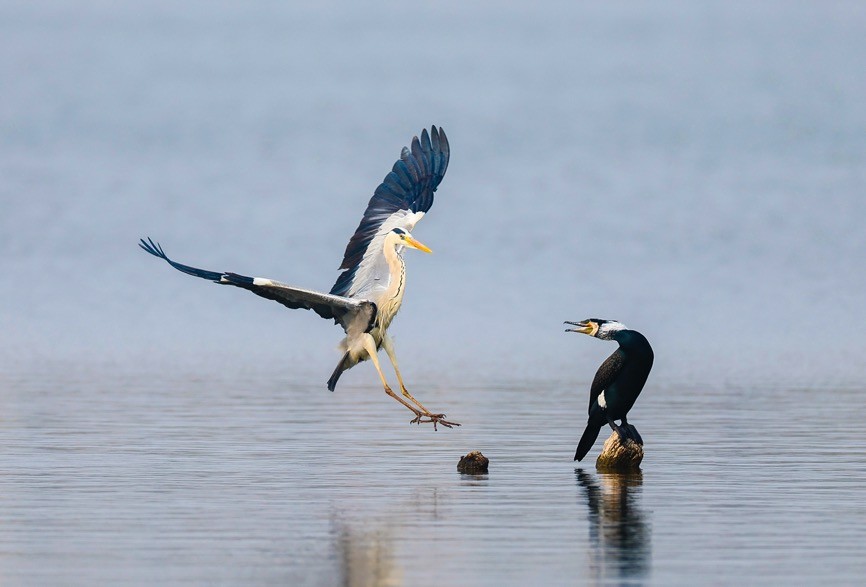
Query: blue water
2 1 865 585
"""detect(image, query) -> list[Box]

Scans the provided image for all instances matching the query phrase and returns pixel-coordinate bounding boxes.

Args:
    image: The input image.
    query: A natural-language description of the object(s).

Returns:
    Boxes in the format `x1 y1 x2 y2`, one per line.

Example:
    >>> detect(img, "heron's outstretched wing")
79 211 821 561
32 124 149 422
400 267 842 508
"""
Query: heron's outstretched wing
330 125 450 298
589 349 626 413
139 238 376 335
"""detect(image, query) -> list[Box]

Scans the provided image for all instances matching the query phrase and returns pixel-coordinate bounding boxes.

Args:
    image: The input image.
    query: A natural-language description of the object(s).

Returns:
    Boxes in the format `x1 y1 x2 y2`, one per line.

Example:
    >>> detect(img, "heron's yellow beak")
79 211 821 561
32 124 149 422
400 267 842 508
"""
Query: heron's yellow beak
405 236 432 254
564 320 597 336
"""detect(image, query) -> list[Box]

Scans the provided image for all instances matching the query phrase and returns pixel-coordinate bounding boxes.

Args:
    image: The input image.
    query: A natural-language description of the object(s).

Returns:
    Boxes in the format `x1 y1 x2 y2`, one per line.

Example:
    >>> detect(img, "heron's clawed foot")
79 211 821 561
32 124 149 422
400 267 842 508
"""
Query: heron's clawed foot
383 385 460 430
398 385 460 430
409 412 461 431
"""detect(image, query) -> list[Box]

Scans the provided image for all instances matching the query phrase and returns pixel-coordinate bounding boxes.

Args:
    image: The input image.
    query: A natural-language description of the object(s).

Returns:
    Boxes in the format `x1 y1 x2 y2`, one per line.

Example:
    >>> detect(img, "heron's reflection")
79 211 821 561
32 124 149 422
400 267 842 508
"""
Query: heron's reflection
576 468 651 582
331 516 403 587
329 486 449 587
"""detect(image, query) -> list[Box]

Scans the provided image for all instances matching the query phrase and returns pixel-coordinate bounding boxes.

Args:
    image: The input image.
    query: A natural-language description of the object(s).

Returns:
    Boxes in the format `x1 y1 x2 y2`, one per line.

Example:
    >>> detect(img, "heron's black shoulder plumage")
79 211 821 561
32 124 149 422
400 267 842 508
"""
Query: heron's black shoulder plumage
330 126 449 297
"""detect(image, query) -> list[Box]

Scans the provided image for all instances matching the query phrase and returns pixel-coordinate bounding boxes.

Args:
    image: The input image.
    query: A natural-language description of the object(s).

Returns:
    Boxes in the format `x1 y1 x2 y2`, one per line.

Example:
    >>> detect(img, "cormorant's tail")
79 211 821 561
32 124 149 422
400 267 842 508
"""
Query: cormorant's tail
327 352 354 392
575 422 603 462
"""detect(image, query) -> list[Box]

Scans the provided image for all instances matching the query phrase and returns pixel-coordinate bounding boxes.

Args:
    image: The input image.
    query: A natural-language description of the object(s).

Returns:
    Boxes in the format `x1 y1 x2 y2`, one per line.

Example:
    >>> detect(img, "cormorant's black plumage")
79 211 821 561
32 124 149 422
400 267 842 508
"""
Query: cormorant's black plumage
568 320 654 462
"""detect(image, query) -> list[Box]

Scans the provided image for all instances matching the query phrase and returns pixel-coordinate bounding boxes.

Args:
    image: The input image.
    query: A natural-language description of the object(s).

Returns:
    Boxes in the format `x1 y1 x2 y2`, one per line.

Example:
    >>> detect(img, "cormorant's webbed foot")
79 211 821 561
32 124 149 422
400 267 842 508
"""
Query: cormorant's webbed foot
608 417 642 445
607 416 631 443
614 426 630 443
626 424 643 445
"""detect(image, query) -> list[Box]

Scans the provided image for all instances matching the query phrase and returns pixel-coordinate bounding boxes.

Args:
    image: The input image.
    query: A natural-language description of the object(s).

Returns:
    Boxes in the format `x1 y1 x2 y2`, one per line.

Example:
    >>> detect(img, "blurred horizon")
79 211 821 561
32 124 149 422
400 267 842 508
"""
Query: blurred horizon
2 1 865 390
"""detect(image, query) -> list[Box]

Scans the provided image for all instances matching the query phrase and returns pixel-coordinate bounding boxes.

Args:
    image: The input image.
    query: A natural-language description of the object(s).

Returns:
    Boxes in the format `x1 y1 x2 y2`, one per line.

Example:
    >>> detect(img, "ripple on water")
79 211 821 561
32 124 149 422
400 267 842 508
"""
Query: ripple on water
1 371 866 585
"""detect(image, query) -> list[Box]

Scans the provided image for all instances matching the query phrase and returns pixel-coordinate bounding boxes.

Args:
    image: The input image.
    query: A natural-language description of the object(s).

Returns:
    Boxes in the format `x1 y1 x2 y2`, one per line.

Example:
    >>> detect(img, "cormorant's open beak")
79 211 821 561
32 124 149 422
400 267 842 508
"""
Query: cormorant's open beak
405 236 432 254
564 320 595 335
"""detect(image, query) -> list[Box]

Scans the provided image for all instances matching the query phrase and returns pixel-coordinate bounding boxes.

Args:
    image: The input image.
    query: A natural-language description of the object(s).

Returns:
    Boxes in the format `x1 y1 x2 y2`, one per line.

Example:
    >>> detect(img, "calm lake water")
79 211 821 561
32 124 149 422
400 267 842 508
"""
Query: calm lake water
2 371 865 585
2 1 866 585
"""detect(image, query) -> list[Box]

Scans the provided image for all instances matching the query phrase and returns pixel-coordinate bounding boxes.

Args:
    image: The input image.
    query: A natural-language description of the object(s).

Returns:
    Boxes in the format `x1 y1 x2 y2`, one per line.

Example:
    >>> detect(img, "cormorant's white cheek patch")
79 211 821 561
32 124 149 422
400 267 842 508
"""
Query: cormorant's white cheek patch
253 278 273 286
598 391 607 409
597 321 627 338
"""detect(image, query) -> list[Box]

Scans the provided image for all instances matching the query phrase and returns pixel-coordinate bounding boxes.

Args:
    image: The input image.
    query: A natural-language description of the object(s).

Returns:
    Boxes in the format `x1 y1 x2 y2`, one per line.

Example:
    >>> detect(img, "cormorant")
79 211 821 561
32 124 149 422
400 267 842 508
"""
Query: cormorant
565 319 654 462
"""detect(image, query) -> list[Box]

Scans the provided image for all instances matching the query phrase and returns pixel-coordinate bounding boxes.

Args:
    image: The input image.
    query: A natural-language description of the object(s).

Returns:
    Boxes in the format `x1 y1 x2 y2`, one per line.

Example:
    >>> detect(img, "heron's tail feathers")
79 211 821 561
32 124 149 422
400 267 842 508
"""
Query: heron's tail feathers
575 422 603 462
327 352 355 392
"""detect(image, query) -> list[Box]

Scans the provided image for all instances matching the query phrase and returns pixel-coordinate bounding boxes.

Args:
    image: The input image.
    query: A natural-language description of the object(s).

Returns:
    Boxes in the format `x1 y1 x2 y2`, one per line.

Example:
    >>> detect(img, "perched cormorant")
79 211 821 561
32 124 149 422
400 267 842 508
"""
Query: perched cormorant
565 319 654 462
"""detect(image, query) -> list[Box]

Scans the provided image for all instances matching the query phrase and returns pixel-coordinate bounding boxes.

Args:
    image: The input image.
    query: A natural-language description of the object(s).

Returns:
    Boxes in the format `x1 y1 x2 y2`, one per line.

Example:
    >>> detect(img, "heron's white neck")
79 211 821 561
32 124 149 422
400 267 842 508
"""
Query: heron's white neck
377 236 407 329
382 238 406 298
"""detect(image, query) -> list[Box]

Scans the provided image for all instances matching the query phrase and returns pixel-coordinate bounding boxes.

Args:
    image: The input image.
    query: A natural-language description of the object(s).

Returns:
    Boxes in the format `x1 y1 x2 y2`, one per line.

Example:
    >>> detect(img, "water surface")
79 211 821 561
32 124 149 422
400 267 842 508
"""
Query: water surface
2 370 865 585
2 1 866 584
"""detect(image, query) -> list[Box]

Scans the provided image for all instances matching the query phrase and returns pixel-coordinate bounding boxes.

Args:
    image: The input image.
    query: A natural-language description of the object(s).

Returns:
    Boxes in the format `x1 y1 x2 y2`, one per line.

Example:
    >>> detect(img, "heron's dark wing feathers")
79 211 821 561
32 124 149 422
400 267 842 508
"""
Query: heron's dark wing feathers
139 238 376 334
330 126 449 297
589 349 626 413
139 237 223 281
219 274 376 334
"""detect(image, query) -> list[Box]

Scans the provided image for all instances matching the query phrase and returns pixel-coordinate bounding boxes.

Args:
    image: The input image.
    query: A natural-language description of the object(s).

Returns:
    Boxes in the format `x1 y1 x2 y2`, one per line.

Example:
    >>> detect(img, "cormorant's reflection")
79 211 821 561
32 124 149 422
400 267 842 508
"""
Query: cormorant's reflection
576 468 651 581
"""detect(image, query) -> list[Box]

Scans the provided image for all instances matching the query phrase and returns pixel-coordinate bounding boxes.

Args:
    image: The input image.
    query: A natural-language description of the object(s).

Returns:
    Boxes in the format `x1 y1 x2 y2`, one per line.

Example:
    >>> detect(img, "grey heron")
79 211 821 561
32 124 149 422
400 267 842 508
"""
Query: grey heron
140 126 457 429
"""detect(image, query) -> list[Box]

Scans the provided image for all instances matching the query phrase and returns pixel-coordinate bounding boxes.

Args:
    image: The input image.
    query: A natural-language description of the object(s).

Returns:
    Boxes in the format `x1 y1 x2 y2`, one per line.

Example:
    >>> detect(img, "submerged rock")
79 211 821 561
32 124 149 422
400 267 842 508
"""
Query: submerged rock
596 432 643 471
457 450 489 474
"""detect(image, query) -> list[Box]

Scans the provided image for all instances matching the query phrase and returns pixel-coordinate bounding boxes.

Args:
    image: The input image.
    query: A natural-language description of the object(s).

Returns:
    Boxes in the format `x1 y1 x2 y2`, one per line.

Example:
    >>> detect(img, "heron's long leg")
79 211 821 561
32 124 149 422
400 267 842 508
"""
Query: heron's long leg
366 334 459 429
382 335 434 414
361 334 426 418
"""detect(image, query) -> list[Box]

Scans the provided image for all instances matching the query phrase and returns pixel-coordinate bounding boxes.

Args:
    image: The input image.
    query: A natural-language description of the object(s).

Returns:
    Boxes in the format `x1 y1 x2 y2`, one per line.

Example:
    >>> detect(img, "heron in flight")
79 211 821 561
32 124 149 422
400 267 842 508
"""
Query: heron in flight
140 126 457 429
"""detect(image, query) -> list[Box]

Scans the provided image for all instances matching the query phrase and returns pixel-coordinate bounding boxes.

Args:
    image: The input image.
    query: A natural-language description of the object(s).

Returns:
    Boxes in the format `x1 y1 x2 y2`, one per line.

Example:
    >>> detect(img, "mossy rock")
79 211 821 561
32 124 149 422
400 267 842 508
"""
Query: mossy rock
457 450 489 474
